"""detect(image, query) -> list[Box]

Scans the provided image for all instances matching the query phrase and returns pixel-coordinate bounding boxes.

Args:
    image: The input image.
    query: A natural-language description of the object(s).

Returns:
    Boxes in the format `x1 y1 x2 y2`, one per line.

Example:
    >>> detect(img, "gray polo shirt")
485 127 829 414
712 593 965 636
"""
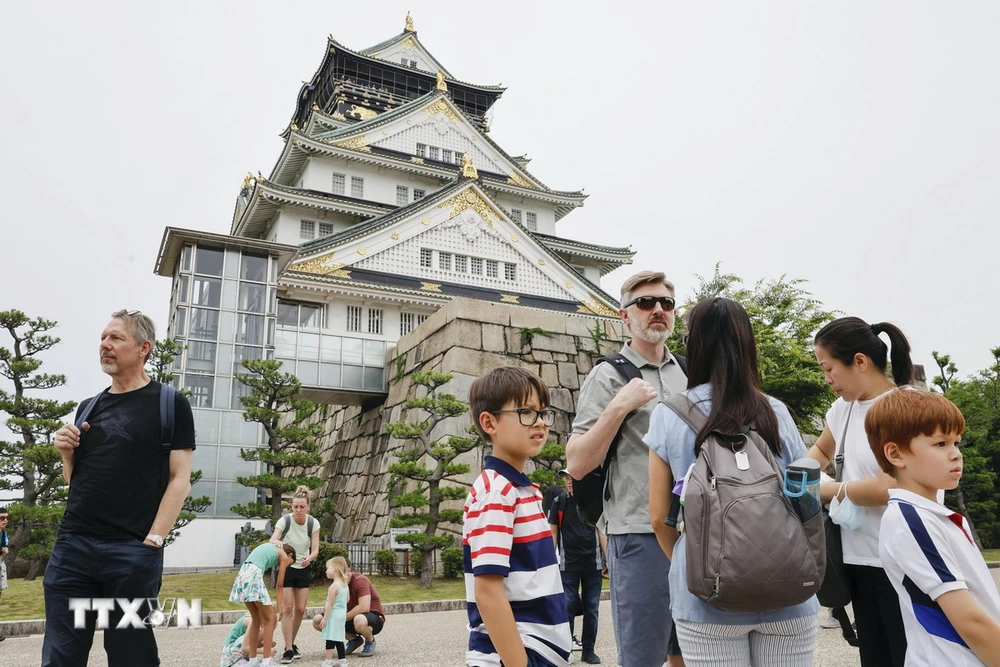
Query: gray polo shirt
572 342 687 535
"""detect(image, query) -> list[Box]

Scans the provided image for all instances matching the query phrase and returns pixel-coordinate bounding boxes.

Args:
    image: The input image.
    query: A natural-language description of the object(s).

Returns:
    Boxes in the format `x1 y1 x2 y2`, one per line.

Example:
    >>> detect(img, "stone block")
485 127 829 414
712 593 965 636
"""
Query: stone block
386 373 412 407
565 316 597 338
421 318 482 361
450 297 513 327
505 328 528 355
558 362 580 389
441 347 521 378
540 363 558 387
482 324 505 353
530 333 578 355
576 354 593 375
508 307 567 335
531 350 553 363
549 387 574 413
604 320 625 342
552 353 570 362
440 372 477 402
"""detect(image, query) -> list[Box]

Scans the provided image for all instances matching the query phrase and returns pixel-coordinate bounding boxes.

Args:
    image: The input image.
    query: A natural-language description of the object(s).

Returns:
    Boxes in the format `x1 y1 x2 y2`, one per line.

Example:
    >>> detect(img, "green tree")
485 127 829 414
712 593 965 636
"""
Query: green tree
529 442 566 489
0 310 76 579
144 338 211 546
666 265 836 433
934 350 1000 548
386 371 482 588
231 359 324 523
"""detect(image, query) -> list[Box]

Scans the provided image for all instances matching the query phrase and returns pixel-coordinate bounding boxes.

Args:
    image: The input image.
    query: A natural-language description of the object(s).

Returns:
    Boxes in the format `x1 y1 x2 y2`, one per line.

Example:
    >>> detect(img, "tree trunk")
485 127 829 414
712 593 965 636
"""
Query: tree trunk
420 549 433 588
954 485 985 551
25 559 43 581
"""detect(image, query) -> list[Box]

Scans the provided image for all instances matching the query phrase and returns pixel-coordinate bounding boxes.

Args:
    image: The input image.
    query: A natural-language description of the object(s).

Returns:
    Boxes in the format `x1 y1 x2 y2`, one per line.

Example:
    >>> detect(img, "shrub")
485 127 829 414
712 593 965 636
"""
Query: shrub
441 547 464 579
311 542 349 581
374 549 398 576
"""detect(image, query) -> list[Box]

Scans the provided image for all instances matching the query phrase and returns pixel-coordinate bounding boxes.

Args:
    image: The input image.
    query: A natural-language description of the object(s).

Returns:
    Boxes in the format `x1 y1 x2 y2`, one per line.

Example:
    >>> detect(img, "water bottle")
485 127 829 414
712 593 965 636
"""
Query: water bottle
783 458 821 522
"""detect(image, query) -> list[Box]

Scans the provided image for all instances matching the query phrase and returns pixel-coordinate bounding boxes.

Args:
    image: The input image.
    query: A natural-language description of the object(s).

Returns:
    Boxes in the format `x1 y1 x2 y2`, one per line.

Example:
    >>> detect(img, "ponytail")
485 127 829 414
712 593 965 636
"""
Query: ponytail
815 316 913 386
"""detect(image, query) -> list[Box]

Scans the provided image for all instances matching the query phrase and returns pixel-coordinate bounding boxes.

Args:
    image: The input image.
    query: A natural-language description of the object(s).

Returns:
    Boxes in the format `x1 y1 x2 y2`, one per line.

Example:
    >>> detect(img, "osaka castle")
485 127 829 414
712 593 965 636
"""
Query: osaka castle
153 14 634 568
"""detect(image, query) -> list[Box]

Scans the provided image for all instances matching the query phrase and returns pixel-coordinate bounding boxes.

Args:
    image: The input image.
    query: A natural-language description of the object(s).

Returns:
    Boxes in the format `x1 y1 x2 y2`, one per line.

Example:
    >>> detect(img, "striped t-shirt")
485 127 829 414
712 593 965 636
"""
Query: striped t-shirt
463 456 572 667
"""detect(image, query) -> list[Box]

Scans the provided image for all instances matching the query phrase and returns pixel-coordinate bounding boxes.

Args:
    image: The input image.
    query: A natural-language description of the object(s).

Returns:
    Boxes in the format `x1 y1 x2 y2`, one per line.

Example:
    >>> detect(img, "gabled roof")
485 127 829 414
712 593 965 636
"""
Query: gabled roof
360 31 454 79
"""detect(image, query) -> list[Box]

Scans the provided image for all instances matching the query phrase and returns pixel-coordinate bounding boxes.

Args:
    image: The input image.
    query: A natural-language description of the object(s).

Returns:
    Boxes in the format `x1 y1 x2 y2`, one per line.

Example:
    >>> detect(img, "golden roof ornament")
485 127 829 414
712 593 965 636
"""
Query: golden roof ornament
435 71 448 92
404 12 415 33
242 172 253 188
461 153 478 180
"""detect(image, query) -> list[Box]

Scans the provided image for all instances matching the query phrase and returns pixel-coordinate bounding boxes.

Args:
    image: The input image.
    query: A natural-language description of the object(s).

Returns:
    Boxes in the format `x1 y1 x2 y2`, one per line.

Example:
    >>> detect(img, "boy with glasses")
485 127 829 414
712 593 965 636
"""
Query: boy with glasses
463 367 572 667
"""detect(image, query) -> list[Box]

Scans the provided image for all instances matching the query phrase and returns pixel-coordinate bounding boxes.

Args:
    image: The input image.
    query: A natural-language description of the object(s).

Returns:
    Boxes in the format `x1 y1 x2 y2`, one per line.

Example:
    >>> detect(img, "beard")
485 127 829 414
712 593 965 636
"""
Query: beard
100 359 119 374
631 318 673 345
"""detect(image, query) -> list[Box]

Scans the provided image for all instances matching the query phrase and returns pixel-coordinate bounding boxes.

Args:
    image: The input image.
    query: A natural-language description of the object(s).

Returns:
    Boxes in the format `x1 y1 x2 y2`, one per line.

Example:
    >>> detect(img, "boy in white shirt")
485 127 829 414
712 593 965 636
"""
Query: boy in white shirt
867 389 1000 666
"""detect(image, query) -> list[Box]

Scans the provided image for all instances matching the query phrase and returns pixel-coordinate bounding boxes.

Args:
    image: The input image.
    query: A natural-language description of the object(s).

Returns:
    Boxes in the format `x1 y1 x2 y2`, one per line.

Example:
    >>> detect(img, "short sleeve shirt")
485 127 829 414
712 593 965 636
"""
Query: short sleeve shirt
548 493 603 571
276 514 320 569
572 342 687 535
347 572 384 618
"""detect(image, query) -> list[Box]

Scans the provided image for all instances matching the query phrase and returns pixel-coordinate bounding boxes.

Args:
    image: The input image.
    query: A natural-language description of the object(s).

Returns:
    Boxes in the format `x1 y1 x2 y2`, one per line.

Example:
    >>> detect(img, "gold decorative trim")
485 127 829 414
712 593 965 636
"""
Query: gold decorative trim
357 247 367 255
579 296 618 318
426 99 458 122
289 255 351 279
312 103 320 111
402 37 418 49
410 156 425 164
331 111 347 121
510 234 519 243
391 233 400 240
348 105 378 121
382 130 389 136
420 282 442 293
407 119 413 125
435 72 448 92
538 259 546 266
565 280 573 288
500 294 520 304
506 172 534 189
335 135 371 152
421 217 432 225
437 188 495 223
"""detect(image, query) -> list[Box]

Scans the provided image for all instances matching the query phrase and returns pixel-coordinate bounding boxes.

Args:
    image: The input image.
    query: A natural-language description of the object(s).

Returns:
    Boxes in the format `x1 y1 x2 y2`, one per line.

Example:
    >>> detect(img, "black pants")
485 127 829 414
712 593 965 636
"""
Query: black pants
561 569 602 653
846 564 906 667
42 533 163 667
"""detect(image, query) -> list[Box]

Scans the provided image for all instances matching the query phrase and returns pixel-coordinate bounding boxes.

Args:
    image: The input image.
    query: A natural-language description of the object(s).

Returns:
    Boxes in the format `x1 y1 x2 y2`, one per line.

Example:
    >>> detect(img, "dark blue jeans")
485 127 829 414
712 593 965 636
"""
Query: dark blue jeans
42 533 163 667
561 568 602 653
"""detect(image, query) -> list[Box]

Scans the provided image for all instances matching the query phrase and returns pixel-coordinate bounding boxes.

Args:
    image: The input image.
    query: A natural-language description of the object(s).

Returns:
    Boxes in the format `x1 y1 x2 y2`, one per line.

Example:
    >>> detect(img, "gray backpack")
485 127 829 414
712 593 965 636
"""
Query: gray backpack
663 394 825 613
279 514 315 540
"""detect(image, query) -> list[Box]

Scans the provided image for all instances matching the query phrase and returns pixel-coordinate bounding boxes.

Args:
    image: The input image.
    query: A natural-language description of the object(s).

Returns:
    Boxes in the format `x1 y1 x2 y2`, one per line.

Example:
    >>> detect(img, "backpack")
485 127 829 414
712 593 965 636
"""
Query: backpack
573 352 687 527
662 394 825 613
279 514 316 540
75 383 179 491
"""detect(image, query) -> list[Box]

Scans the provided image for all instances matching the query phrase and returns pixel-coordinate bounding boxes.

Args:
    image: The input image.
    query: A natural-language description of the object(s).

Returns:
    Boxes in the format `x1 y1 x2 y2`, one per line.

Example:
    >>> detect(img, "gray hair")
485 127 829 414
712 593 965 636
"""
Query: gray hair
620 270 675 305
111 310 156 360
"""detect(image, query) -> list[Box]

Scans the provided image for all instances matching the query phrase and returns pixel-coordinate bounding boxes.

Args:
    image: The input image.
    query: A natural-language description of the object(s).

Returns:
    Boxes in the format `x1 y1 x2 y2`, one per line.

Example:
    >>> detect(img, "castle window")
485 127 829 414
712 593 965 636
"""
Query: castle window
300 220 316 240
454 255 467 273
510 209 522 224
429 146 440 161
486 260 499 278
470 257 483 275
439 252 452 271
413 189 425 201
368 308 383 335
505 263 517 281
420 248 433 268
416 143 427 158
332 173 346 195
346 305 362 332
396 186 409 206
526 212 537 232
351 176 364 199
318 222 333 237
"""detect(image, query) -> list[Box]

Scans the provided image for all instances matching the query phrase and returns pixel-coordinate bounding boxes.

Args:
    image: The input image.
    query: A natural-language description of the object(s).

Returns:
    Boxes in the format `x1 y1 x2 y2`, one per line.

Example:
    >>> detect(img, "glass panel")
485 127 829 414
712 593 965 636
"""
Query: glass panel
214 376 230 410
300 304 322 329
342 338 363 365
298 361 319 385
186 341 216 373
191 444 218 480
236 314 264 345
181 245 192 272
216 343 233 377
275 357 294 373
215 481 255 517
189 308 219 340
233 345 263 375
222 411 260 446
192 408 221 443
343 365 363 389
275 329 297 358
269 257 278 283
184 375 214 408
277 302 298 326
266 318 274 346
320 363 341 387
175 307 187 337
298 333 319 360
218 446 258 480
241 254 267 282
192 276 222 308
195 247 224 276
364 340 385 367
320 335 341 362
239 283 265 313
364 367 385 391
171 345 183 370
231 377 254 410
221 279 238 311
178 274 190 304
219 310 235 343
267 288 277 315
224 249 241 279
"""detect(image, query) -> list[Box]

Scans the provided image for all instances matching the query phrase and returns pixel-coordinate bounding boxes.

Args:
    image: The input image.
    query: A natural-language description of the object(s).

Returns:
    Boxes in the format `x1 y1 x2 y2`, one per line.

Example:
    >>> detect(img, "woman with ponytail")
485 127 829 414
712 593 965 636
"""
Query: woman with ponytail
806 317 915 667
269 485 321 663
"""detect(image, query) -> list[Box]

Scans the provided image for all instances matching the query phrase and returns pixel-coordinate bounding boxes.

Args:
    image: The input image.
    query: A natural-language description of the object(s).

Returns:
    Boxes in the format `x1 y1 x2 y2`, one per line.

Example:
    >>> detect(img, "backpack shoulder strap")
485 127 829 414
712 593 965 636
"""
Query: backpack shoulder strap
159 383 177 453
279 514 292 540
672 352 687 375
75 389 108 432
307 515 315 536
596 354 642 383
660 394 707 433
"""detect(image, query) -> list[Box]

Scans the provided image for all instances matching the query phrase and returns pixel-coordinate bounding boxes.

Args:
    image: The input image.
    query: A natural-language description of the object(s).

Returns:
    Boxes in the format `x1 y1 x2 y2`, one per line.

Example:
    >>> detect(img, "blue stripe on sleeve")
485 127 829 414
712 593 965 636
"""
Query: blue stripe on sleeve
899 502 956 583
902 576 968 648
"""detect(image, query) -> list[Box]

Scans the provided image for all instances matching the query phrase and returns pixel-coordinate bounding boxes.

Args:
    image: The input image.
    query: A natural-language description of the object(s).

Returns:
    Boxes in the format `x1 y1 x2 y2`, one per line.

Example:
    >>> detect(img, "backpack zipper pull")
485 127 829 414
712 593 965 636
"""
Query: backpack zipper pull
713 574 720 594
711 475 717 490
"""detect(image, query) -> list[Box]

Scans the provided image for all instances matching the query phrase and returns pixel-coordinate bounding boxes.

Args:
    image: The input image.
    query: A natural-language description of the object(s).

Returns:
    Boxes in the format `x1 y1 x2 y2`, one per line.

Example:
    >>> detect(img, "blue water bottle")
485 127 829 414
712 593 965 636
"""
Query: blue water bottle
783 458 821 522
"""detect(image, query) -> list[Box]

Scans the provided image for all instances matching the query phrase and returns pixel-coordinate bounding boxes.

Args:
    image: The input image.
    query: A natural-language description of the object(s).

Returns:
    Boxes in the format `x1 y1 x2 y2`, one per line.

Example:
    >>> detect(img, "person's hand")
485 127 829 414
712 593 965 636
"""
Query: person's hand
301 555 313 567
611 378 658 414
1 547 8 556
319 617 326 630
54 423 87 457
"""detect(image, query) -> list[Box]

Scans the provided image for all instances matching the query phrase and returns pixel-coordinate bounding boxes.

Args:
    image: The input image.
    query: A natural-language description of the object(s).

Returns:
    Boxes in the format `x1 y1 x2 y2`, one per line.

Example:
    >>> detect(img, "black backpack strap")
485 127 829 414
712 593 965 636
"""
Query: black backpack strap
594 355 644 500
672 352 687 375
159 383 177 490
75 389 108 436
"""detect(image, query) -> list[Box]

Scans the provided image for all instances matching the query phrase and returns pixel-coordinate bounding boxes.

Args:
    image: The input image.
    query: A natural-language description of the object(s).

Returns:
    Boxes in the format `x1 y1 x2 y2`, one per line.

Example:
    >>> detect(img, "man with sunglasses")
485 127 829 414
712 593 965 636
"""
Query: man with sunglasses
566 271 687 667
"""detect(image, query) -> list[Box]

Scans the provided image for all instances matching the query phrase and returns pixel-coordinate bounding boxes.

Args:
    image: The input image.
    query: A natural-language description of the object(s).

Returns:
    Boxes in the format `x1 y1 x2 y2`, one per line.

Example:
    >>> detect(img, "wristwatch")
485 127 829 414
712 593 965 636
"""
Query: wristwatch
145 534 165 548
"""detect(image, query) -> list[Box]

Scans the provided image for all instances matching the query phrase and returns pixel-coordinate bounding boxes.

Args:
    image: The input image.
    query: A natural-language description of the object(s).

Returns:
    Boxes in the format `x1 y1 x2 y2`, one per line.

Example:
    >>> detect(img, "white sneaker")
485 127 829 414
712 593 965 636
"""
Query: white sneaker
321 661 334 667
819 609 841 629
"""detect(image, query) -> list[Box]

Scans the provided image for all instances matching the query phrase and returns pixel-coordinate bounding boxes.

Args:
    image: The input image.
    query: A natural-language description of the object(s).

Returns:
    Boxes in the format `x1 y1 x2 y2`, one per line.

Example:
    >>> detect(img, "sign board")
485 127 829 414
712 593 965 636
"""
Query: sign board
390 528 413 551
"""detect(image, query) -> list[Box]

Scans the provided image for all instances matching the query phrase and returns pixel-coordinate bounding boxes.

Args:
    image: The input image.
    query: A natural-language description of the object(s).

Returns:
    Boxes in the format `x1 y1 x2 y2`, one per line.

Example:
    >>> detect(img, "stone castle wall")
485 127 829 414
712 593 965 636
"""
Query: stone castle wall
301 298 623 543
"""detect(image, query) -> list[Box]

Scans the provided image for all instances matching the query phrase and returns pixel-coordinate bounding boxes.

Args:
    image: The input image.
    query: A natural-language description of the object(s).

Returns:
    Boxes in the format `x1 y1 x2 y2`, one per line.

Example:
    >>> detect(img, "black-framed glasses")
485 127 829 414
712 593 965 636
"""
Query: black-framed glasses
623 296 676 312
491 408 556 427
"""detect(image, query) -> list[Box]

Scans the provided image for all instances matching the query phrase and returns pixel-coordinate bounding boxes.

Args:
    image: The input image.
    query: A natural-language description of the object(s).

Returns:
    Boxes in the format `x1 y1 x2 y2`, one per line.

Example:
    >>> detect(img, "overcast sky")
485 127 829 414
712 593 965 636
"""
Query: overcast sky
1 1 996 414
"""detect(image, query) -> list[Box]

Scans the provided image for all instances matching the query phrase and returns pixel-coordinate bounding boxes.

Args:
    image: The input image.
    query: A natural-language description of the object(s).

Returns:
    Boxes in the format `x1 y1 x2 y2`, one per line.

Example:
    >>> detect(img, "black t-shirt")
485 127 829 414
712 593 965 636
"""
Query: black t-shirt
60 381 196 541
547 493 603 572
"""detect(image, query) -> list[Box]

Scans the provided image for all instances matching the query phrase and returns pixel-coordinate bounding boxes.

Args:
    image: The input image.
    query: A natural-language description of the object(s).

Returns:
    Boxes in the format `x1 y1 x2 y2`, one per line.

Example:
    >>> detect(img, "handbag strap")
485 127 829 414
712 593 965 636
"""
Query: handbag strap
834 403 854 483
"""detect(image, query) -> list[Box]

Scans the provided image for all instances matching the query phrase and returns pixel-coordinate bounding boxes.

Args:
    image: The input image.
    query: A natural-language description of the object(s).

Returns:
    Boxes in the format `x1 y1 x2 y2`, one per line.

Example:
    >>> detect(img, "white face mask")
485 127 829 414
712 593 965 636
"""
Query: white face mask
829 483 864 531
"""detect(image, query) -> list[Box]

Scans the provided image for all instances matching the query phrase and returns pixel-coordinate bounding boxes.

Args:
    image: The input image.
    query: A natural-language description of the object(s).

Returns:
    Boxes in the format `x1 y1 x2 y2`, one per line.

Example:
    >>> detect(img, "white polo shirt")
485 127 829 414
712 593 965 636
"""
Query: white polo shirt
880 488 1000 666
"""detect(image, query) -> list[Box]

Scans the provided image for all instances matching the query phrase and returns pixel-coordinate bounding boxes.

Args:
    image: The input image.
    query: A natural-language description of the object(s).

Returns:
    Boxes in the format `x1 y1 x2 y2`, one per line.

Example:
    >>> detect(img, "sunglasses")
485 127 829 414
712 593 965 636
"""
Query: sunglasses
623 296 676 312
491 408 556 427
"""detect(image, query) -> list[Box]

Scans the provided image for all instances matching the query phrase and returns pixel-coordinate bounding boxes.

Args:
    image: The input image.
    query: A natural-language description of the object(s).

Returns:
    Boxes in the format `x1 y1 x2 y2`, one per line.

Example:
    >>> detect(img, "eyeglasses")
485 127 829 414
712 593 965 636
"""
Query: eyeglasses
623 296 676 312
491 408 556 427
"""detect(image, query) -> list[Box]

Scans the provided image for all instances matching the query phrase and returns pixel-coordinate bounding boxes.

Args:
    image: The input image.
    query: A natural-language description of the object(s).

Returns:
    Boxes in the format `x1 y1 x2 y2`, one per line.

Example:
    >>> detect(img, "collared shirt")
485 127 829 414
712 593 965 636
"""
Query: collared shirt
462 456 572 666
880 488 1000 666
548 492 603 572
572 342 687 535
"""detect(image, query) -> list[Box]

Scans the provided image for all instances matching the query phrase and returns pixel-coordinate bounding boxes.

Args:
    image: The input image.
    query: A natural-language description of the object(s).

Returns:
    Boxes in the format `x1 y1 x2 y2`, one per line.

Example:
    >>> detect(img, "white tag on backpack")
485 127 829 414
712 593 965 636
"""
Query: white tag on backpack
734 450 750 471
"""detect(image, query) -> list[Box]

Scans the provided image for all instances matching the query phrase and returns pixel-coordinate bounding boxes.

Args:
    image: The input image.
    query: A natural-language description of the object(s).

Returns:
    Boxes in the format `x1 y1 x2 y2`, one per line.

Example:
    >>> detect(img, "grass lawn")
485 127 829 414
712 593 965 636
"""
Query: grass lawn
983 549 1000 563
0 571 468 622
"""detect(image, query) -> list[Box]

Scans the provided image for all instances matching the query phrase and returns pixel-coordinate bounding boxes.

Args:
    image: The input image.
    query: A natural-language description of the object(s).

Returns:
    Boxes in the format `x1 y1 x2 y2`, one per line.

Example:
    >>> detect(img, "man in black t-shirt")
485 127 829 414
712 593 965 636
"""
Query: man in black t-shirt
43 310 195 667
548 471 604 665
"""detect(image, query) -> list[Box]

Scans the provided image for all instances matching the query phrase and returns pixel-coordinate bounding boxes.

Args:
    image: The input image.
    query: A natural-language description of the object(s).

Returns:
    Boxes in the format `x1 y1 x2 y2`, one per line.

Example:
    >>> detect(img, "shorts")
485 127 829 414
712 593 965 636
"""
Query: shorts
283 566 311 588
345 612 384 636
